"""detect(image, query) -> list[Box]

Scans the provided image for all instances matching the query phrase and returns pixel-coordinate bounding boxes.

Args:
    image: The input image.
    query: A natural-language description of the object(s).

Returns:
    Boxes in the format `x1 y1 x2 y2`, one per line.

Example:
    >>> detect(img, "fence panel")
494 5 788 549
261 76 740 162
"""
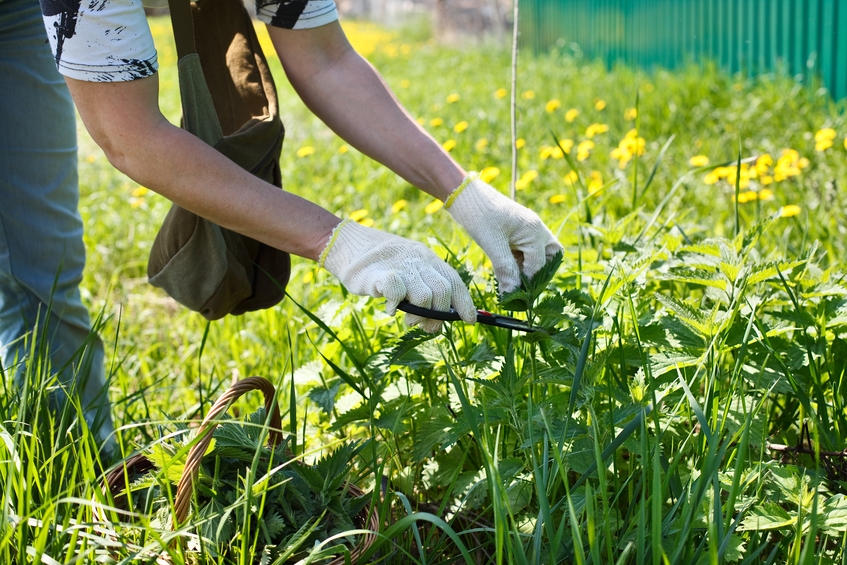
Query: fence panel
518 0 846 101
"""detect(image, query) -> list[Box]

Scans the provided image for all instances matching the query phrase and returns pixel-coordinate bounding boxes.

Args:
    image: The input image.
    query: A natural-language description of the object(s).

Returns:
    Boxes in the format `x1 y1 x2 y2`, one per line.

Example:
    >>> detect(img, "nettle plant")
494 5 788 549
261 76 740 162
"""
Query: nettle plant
126 409 370 563
305 208 847 562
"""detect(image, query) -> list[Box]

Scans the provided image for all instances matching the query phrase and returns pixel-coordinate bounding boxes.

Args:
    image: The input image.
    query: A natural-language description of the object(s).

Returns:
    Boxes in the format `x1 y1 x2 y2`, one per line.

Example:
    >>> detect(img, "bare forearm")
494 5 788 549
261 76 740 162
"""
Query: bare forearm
67 75 339 261
269 24 466 200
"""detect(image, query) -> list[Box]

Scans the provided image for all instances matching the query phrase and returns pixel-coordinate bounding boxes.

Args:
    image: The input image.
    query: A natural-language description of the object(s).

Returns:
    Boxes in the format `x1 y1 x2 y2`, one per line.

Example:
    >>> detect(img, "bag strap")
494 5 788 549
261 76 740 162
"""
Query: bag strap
167 0 197 59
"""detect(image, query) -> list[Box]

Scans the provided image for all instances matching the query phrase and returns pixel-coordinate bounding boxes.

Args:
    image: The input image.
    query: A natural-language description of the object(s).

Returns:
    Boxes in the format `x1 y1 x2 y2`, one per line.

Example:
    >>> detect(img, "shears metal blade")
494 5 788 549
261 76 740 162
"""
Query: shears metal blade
397 301 546 333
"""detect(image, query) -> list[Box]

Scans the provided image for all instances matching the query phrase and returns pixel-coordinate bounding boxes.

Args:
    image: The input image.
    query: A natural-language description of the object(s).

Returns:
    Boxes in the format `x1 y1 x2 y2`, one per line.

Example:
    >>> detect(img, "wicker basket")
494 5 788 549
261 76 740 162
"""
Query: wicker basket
100 376 378 564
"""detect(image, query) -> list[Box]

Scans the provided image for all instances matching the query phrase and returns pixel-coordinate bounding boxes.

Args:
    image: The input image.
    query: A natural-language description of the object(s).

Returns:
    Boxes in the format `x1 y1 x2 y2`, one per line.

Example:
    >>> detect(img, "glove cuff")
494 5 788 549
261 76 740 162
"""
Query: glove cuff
318 219 353 269
444 172 480 210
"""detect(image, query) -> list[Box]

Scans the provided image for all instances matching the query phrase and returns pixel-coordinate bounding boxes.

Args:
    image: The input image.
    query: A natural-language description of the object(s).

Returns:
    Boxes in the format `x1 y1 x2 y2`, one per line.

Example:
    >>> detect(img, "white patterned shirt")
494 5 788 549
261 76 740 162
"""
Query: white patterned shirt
39 0 338 82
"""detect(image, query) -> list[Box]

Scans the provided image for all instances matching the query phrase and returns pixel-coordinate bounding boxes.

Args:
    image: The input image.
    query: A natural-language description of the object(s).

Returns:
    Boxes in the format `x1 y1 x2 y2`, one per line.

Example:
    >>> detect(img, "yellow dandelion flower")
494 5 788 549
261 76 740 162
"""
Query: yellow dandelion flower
131 186 149 198
758 189 775 200
594 98 606 111
521 170 539 183
400 79 411 88
391 199 408 213
416 117 425 125
515 138 526 149
296 146 315 158
563 170 579 185
479 166 501 183
624 107 638 120
350 209 369 222
475 138 489 152
816 139 834 152
844 136 847 150
424 200 444 214
442 139 457 152
611 147 632 169
550 147 565 159
689 155 710 167
814 128 837 142
798 157 810 168
494 88 507 99
85 155 97 163
549 194 567 204
780 205 801 217
130 198 144 209
558 139 574 153
446 93 460 104
338 144 349 154
565 108 579 122
704 171 720 185
755 154 773 175
760 175 774 185
521 90 536 100
625 128 639 140
429 117 444 127
359 218 375 228
540 146 554 160
585 123 609 138
781 148 800 161
515 170 538 190
588 171 603 194
577 140 594 161
734 191 755 203
545 99 561 113
453 120 469 133
302 270 314 284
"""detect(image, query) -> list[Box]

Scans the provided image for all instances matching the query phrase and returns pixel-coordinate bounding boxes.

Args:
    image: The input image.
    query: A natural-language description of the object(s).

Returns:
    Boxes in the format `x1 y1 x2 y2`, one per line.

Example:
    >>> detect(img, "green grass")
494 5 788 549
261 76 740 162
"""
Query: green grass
3 16 847 564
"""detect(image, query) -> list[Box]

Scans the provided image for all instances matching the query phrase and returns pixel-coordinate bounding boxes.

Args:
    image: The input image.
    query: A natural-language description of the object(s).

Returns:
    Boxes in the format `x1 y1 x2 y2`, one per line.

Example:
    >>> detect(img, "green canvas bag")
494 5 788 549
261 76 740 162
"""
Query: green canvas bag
147 0 290 320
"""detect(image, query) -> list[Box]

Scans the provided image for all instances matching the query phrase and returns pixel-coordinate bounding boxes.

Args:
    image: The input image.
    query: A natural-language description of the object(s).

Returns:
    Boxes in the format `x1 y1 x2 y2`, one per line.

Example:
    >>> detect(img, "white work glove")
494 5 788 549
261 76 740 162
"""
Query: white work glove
319 220 476 333
445 173 563 294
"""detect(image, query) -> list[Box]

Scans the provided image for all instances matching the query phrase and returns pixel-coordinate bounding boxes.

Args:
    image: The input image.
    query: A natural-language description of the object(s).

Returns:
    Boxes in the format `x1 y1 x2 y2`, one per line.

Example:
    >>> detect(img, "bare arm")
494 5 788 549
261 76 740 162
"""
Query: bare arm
267 21 466 201
66 73 340 261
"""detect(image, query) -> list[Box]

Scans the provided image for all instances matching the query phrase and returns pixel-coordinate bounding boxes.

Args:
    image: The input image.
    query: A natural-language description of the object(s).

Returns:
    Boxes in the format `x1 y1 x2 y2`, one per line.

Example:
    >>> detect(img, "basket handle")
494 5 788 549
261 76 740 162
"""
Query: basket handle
173 376 283 526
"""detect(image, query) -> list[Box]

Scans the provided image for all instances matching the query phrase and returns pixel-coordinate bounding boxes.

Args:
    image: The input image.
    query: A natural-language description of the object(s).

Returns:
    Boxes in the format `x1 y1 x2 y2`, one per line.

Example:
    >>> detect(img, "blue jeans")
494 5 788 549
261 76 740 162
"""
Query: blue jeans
0 0 114 449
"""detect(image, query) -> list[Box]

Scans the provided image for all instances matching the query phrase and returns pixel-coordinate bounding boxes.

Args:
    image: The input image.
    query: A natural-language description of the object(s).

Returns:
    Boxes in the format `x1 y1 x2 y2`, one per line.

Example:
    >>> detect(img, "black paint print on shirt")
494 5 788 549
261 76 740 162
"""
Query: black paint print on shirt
265 0 308 29
40 0 82 66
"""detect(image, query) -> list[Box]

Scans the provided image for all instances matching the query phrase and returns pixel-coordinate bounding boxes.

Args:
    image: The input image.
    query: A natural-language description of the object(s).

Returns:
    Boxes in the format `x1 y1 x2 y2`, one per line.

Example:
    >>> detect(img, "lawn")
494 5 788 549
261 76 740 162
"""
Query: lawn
3 15 847 565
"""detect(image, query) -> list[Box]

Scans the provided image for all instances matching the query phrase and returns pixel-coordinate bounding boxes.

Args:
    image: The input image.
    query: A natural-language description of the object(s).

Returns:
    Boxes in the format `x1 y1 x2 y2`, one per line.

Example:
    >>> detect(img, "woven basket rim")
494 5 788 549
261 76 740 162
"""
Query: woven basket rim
98 376 379 564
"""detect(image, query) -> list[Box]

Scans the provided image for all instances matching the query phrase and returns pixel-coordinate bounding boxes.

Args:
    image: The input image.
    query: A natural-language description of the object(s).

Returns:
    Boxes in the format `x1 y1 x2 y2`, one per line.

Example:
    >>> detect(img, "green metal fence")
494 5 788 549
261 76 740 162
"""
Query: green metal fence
519 0 847 101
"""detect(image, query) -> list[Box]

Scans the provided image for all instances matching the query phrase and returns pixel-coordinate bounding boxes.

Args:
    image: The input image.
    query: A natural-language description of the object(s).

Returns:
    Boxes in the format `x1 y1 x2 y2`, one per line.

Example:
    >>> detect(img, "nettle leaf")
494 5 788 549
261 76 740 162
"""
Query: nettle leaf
309 379 341 416
660 266 727 291
465 340 498 366
649 350 702 378
655 293 712 337
738 501 795 531
148 442 186 484
499 250 564 312
263 510 287 538
412 407 454 461
197 499 233 545
387 328 439 365
746 259 805 286
821 493 847 534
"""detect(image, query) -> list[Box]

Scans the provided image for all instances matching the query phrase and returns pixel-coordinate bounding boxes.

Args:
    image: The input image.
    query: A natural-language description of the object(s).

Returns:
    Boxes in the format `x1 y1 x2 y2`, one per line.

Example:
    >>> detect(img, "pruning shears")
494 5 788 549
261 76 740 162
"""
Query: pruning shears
397 301 547 333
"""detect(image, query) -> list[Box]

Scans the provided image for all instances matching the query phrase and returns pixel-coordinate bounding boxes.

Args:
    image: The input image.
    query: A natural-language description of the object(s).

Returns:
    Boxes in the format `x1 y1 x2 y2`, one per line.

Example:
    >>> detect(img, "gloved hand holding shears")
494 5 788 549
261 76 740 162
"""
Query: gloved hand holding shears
320 173 562 333
444 173 563 294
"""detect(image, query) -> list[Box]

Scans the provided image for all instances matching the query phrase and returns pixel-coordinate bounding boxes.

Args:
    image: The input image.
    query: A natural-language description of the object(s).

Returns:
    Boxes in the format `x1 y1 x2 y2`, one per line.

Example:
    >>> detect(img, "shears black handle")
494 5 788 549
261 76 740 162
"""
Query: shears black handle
397 301 541 333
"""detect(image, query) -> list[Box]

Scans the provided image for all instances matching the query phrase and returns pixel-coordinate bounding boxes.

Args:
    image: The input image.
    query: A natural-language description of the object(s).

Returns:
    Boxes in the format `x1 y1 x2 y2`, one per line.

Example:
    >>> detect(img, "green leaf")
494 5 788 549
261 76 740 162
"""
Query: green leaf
499 250 564 312
308 379 341 416
738 501 795 531
387 327 439 365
